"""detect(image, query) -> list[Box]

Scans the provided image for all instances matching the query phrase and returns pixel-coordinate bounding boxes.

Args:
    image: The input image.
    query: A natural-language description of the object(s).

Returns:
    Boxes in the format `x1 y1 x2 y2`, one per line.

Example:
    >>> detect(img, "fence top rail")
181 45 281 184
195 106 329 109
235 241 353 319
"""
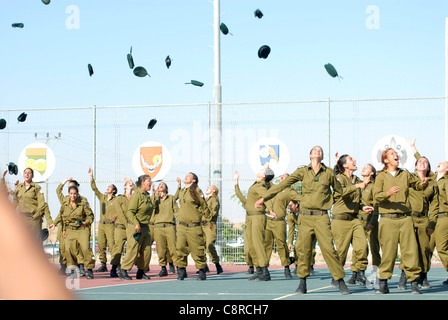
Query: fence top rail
0 96 445 112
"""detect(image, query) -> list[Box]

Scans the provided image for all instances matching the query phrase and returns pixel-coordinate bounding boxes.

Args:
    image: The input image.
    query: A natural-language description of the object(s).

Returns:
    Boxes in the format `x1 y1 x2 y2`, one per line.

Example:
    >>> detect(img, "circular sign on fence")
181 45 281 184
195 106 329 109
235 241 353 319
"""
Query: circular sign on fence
371 134 414 172
18 142 56 182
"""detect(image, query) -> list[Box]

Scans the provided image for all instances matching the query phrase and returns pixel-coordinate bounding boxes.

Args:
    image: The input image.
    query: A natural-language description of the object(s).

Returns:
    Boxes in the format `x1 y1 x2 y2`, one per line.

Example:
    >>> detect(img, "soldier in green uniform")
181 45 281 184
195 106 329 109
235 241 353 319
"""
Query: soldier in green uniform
110 178 134 277
238 163 274 281
287 200 317 275
12 168 45 238
55 178 90 275
347 164 381 285
397 154 438 289
233 172 256 274
203 185 223 274
119 175 155 280
60 185 95 279
373 148 428 295
332 154 373 286
264 173 301 279
175 172 211 280
434 161 448 285
153 182 178 277
255 146 350 294
89 168 117 272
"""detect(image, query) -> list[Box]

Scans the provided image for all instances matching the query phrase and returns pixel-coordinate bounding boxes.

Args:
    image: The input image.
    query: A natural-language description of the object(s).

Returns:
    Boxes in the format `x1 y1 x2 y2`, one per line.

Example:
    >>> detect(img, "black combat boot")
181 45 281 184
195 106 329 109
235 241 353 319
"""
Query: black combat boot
78 264 86 277
248 267 262 280
158 266 168 277
295 278 307 294
110 265 118 278
284 266 292 279
411 280 422 294
256 267 271 281
375 279 389 294
346 271 358 285
197 268 207 280
216 263 223 274
338 279 350 295
169 263 175 273
177 267 187 280
136 269 150 280
119 269 132 280
246 266 254 274
95 262 107 272
356 269 367 286
398 270 407 290
419 272 431 289
86 269 94 279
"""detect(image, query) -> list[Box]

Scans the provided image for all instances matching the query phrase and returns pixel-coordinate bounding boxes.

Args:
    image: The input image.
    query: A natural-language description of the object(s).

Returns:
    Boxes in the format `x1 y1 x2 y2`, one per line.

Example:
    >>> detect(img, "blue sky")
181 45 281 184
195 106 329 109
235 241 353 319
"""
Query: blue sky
1 1 448 222
1 0 447 109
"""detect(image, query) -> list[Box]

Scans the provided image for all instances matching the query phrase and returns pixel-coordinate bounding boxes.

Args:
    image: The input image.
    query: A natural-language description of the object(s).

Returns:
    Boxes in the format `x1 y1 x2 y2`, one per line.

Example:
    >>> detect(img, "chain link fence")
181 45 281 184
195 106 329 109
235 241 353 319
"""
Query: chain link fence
1 97 445 265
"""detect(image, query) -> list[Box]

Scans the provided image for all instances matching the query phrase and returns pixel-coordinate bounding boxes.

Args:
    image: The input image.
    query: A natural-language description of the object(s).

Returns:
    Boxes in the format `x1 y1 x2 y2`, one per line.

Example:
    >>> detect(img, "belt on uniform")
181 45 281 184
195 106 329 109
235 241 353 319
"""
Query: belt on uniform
438 212 448 218
115 224 126 230
300 210 328 216
99 221 114 224
381 213 410 219
66 225 86 230
202 221 217 226
154 223 175 228
246 212 265 216
179 221 201 228
332 214 357 221
411 212 427 218
269 217 285 221
358 215 369 221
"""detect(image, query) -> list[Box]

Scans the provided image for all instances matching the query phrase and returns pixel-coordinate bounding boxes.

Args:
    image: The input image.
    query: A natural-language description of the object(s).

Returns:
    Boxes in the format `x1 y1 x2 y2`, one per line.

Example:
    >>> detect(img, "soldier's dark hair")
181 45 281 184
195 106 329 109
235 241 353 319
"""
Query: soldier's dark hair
111 184 118 195
334 154 349 175
414 157 431 177
365 164 377 180
136 175 151 188
69 180 80 187
188 172 201 205
309 146 324 159
68 185 79 194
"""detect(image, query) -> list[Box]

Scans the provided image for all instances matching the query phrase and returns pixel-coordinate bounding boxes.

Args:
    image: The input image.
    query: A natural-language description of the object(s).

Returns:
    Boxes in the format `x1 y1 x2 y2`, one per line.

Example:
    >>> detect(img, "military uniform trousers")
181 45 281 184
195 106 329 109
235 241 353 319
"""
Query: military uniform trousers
295 212 345 280
264 219 289 267
349 215 381 272
244 215 255 267
154 223 177 267
401 214 432 274
331 215 368 271
97 221 115 264
202 221 220 264
247 213 268 268
58 223 84 265
110 224 127 266
175 223 207 269
65 226 95 270
121 223 151 271
21 212 42 239
435 214 448 271
378 215 421 281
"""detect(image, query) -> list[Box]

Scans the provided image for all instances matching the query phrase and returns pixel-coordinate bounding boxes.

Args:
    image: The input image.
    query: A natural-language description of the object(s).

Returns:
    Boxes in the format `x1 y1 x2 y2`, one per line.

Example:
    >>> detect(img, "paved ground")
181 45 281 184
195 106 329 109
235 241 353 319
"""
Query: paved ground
70 264 448 301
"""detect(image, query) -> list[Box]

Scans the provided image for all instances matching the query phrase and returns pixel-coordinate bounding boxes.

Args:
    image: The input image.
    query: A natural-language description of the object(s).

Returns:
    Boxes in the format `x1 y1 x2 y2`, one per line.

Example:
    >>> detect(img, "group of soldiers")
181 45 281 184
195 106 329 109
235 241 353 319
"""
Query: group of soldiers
1 168 222 281
234 141 448 295
3 138 448 296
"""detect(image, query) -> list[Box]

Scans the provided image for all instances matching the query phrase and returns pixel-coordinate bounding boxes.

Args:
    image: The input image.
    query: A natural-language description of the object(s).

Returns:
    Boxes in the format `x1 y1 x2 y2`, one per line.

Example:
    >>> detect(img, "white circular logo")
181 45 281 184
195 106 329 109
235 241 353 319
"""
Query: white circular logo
371 135 414 171
249 137 290 176
132 141 172 181
18 142 56 182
